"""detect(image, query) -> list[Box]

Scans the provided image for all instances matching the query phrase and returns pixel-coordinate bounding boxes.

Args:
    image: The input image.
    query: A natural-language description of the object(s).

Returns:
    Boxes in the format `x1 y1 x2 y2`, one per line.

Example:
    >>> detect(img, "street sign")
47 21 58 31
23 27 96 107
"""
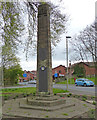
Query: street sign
59 74 64 77
54 73 58 78
23 74 27 77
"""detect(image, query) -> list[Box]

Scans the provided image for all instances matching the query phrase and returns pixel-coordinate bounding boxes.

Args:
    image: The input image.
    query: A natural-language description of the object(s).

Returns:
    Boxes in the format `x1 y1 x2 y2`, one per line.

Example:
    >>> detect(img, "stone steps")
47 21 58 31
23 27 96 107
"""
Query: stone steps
19 99 75 111
27 97 66 107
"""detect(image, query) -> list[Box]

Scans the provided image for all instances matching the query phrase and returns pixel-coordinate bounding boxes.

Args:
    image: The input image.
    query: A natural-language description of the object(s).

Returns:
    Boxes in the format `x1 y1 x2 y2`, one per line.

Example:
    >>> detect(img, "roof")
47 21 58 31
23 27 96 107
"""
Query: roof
52 65 66 70
69 62 95 68
84 62 95 67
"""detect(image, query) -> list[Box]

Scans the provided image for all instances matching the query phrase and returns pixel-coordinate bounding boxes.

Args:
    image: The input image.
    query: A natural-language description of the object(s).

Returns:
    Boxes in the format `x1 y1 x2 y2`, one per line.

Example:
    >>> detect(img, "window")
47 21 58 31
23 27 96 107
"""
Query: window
59 70 61 73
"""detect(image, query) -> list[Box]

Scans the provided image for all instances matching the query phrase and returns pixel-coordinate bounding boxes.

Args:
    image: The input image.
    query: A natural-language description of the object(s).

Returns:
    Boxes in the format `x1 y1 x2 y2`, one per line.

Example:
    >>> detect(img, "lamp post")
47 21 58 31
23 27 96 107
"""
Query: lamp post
66 36 71 90
69 60 71 84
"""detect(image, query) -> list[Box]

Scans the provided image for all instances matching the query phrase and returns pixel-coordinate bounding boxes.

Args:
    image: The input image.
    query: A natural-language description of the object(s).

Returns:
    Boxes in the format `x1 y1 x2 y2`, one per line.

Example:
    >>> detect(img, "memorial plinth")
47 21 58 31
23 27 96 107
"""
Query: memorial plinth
36 4 53 96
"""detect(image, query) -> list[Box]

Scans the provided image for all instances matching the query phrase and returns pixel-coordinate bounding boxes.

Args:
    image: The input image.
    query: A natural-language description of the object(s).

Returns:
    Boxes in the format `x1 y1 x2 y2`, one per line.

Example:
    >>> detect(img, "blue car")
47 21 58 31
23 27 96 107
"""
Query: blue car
75 78 94 87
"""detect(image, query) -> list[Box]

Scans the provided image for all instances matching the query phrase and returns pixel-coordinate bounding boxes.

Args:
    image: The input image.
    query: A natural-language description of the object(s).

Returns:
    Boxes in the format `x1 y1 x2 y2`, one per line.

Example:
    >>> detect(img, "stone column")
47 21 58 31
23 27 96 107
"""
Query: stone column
36 4 53 96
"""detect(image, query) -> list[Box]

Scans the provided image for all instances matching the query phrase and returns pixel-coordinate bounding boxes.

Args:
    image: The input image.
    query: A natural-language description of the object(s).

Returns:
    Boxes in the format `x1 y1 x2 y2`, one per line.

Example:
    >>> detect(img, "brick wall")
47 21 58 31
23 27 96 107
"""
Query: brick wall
52 65 66 76
84 65 96 77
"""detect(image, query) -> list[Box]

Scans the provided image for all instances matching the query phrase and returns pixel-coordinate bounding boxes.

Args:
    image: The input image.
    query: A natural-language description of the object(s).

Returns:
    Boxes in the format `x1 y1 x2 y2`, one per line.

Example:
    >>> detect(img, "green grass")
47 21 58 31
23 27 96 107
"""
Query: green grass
62 113 68 116
2 87 36 94
56 77 96 85
86 77 96 85
1 87 69 96
56 78 75 84
53 88 69 94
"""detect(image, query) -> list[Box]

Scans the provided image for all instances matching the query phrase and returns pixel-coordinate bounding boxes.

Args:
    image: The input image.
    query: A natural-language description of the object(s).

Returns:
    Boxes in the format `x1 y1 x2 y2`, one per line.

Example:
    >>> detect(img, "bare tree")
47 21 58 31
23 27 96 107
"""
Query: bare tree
24 1 69 57
69 22 96 63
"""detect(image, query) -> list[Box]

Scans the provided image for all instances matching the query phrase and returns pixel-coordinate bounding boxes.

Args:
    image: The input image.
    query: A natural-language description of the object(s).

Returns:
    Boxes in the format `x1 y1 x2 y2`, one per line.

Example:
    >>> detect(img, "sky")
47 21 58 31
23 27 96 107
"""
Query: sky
19 0 96 71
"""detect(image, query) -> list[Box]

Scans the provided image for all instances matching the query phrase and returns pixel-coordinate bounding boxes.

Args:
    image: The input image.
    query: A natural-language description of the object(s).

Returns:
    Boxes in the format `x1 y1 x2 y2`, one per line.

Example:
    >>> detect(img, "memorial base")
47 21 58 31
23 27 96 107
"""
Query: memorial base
19 95 75 111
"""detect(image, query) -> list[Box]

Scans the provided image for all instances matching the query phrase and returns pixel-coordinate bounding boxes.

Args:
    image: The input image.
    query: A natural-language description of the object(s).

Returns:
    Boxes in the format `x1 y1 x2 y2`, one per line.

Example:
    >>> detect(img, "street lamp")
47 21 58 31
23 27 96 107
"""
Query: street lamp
66 36 71 90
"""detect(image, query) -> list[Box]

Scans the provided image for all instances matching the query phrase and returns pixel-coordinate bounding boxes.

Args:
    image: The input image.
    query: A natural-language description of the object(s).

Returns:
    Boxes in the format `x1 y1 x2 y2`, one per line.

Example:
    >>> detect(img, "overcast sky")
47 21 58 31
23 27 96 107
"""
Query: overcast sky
20 0 96 71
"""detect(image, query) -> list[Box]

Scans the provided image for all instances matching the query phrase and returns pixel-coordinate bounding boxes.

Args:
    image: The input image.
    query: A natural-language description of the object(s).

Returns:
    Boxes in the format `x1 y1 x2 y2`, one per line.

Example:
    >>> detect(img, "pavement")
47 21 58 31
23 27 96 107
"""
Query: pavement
2 97 95 119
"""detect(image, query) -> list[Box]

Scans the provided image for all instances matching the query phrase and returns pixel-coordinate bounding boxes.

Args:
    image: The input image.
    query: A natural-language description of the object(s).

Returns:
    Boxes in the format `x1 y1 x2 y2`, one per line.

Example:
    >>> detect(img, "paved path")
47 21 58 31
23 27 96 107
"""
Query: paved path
2 97 95 119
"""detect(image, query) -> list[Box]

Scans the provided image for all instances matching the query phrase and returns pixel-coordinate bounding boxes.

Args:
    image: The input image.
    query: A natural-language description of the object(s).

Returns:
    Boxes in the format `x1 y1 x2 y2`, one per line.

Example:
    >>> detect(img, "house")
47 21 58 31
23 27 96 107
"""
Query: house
20 62 96 82
20 70 37 82
52 65 67 80
20 65 67 82
69 62 96 77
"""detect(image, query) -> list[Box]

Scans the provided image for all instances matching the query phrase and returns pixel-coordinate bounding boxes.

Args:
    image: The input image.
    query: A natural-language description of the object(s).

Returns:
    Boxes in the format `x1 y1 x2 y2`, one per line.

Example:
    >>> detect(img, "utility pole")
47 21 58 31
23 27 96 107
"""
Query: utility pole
66 36 71 90
69 60 71 84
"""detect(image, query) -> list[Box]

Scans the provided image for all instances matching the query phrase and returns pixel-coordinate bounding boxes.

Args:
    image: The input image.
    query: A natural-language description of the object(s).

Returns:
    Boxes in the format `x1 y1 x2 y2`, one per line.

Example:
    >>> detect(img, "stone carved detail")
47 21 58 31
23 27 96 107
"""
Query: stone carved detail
38 6 47 16
39 59 48 68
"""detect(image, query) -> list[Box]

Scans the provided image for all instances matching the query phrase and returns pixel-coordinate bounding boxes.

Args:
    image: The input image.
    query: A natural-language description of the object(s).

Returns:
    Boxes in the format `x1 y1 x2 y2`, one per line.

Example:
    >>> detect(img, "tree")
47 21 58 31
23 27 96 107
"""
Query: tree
4 64 23 85
73 64 85 77
1 2 24 51
0 2 69 58
0 2 24 70
69 22 96 63
2 45 19 69
24 1 69 57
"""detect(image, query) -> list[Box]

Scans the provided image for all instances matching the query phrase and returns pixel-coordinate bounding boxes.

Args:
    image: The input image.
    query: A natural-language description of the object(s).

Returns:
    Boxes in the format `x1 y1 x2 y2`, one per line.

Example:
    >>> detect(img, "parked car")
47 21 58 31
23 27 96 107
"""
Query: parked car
75 78 94 87
28 80 36 84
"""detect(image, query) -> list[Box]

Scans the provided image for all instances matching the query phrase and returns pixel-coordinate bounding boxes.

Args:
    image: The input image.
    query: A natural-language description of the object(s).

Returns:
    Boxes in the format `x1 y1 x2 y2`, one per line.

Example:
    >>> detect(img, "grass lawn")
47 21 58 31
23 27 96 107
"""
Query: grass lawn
86 77 96 85
0 87 69 97
56 77 96 85
56 78 75 84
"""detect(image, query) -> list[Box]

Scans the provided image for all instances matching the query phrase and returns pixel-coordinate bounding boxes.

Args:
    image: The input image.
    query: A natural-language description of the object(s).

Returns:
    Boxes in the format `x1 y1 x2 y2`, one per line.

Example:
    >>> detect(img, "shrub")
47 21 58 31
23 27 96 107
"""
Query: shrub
76 95 80 98
33 93 36 96
23 94 27 97
4 96 8 100
67 94 71 97
16 95 18 98
67 93 72 97
60 94 64 97
82 95 87 99
73 95 76 98
27 93 29 96
93 101 96 105
91 96 95 99
13 96 16 99
82 98 87 101
69 93 72 96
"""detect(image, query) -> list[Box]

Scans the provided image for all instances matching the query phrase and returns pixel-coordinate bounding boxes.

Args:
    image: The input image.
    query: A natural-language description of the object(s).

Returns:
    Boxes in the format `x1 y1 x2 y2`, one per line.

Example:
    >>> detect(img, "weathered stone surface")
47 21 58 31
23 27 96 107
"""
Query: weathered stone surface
26 96 66 107
3 98 95 118
37 4 52 95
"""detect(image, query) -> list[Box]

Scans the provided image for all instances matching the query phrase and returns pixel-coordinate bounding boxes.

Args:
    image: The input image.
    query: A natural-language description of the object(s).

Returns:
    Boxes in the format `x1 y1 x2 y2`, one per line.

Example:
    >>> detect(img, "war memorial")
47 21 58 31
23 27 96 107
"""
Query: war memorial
2 3 95 119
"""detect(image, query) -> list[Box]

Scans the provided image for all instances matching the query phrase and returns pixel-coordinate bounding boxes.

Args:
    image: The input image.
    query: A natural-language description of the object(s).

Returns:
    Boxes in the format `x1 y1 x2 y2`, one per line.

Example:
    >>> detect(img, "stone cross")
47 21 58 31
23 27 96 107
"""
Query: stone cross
36 4 53 96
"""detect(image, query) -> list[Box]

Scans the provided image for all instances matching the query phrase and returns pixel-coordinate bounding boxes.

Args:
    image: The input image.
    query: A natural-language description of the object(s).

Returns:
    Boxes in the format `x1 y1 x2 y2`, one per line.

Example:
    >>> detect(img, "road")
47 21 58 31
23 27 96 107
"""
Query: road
53 84 96 96
2 82 96 96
